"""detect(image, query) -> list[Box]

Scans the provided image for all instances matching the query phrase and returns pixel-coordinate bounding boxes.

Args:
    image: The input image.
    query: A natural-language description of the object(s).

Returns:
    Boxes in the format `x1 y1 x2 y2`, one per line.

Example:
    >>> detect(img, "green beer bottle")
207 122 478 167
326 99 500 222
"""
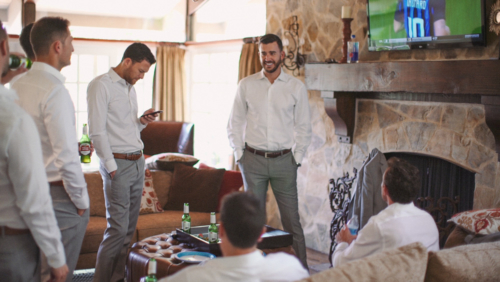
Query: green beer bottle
144 257 157 282
208 212 218 244
79 124 91 163
9 54 32 69
182 203 191 234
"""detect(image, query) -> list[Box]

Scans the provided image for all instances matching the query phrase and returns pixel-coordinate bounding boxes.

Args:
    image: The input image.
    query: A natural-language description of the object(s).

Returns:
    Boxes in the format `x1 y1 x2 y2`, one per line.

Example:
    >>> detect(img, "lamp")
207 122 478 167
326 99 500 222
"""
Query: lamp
282 16 306 76
490 0 500 59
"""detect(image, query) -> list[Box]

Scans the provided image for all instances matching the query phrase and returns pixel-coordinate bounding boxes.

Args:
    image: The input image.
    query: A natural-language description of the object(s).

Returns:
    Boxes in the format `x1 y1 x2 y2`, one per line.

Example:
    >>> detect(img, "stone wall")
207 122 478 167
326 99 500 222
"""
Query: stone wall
266 0 500 254
267 0 498 64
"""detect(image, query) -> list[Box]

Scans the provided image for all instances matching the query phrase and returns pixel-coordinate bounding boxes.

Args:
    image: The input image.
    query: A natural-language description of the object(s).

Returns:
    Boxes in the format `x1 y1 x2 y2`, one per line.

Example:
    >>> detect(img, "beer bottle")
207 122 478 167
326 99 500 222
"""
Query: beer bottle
144 257 157 282
9 54 32 69
79 124 91 163
208 212 218 244
182 203 191 234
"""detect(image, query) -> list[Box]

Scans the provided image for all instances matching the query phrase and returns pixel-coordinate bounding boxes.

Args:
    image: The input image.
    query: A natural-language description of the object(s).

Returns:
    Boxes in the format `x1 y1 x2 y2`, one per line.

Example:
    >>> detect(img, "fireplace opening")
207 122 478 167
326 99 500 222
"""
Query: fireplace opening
384 152 475 247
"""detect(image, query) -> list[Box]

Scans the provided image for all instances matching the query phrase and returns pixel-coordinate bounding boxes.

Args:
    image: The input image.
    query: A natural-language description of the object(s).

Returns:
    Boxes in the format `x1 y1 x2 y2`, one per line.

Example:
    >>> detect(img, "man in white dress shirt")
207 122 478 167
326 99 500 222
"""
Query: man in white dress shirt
87 43 157 282
332 157 440 267
0 20 68 282
164 192 309 282
227 34 312 268
12 17 89 281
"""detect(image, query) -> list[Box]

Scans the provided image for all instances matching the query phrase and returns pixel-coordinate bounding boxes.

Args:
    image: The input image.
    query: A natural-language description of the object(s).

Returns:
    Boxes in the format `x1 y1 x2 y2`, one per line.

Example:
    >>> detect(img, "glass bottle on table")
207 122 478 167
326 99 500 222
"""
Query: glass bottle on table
79 123 91 163
182 203 191 234
144 257 157 282
208 212 218 244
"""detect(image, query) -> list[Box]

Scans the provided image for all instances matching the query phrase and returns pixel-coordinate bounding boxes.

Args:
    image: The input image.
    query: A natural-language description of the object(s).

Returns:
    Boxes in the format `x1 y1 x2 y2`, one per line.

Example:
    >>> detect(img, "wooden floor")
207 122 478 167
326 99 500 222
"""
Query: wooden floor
306 248 330 275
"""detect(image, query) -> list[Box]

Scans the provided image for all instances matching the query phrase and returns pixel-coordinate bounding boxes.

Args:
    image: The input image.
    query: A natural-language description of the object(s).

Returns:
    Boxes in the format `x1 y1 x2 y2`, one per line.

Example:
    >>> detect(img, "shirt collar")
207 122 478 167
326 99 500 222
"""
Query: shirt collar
0 84 18 102
31 62 66 83
108 68 129 86
259 68 290 83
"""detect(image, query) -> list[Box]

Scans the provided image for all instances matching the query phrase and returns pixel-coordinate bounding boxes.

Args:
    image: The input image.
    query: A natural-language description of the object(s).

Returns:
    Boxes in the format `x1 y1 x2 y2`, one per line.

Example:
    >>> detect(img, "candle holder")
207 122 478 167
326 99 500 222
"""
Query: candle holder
340 18 353 64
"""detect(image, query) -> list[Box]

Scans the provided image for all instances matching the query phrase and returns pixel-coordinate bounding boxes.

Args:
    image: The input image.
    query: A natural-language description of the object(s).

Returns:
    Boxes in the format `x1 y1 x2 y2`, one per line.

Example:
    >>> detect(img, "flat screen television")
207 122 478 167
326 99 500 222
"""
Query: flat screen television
367 0 486 51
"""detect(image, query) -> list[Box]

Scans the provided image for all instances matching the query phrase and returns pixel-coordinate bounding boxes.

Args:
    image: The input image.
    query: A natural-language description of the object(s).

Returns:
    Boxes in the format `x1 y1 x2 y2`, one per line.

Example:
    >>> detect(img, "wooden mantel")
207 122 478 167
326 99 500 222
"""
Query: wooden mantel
304 60 500 158
305 60 500 95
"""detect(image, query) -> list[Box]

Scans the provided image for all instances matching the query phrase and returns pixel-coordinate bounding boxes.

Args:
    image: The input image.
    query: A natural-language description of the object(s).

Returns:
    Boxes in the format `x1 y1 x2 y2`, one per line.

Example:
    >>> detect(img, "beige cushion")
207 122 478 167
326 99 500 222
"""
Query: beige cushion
425 241 500 282
84 171 106 217
296 242 428 282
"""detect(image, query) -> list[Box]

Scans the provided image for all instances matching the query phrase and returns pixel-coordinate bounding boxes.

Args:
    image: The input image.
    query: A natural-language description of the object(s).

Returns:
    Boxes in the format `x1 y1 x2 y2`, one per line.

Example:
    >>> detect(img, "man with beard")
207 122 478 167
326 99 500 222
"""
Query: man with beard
227 33 312 269
87 43 157 282
13 17 89 282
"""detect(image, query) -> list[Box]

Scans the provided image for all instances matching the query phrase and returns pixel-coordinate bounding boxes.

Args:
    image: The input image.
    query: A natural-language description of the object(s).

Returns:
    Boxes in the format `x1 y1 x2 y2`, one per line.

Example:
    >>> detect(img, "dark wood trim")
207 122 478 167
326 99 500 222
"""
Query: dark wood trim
184 38 243 46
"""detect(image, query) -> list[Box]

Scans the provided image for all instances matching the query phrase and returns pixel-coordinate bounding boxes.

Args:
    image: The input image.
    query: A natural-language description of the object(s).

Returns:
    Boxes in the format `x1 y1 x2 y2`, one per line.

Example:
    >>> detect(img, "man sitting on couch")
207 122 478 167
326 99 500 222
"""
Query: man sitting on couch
163 192 309 282
332 157 439 267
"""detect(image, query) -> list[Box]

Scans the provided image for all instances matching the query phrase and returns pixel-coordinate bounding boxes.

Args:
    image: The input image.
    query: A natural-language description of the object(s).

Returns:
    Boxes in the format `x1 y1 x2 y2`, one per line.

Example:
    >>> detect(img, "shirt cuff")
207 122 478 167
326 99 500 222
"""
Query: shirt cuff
234 149 244 163
68 190 90 210
47 250 66 269
293 151 304 164
104 158 118 174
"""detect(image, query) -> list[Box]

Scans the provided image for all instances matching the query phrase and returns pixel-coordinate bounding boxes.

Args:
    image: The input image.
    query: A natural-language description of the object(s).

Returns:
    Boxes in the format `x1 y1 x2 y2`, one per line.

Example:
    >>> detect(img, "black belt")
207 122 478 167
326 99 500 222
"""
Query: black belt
1 226 30 236
245 145 291 158
49 180 64 187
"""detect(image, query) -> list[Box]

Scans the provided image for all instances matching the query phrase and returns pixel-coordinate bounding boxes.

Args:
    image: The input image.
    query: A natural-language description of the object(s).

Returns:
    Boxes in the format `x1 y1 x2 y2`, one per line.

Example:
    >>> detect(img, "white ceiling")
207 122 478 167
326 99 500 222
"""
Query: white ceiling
3 0 183 19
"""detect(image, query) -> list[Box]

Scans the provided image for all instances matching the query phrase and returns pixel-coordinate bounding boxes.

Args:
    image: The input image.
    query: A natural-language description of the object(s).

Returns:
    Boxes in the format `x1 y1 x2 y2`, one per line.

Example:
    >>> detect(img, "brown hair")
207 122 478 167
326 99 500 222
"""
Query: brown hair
31 17 70 57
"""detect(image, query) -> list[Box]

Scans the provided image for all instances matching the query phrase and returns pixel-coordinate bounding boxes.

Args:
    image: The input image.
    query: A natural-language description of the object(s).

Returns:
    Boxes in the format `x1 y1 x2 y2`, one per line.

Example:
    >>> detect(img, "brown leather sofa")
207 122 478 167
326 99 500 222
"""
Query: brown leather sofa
76 121 216 270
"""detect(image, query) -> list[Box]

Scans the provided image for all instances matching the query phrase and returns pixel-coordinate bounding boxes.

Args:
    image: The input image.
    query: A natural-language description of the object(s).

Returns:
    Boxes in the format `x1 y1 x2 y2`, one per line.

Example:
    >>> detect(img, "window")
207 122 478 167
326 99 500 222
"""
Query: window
186 42 243 169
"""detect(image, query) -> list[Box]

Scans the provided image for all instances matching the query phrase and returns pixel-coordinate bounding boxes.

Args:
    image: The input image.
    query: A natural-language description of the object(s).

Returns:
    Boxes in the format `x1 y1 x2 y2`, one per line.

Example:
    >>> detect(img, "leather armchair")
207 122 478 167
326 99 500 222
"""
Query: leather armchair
141 121 194 156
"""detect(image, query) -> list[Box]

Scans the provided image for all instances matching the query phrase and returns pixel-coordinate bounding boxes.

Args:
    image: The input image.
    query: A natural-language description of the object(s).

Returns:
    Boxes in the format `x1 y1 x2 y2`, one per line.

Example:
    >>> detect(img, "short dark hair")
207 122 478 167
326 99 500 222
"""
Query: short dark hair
122 43 156 65
20 23 35 60
383 157 420 204
31 17 70 57
259 34 283 51
220 192 266 249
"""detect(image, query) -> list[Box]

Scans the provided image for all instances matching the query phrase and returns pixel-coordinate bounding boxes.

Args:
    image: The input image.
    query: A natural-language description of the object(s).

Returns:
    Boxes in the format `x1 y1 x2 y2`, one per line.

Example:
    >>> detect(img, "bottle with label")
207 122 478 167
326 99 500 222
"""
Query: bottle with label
347 215 359 235
79 124 91 163
144 257 157 282
208 212 218 244
347 35 359 63
182 203 191 234
9 54 32 69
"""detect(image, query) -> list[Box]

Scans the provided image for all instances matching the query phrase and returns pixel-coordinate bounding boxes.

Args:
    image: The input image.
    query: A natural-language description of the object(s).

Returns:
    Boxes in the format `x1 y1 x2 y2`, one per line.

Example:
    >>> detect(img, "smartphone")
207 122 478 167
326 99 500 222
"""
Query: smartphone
141 110 163 118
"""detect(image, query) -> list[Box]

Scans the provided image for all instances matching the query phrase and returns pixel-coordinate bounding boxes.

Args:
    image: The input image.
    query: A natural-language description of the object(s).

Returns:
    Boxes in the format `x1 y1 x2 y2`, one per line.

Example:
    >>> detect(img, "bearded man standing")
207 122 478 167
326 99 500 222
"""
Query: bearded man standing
227 33 312 269
87 43 157 282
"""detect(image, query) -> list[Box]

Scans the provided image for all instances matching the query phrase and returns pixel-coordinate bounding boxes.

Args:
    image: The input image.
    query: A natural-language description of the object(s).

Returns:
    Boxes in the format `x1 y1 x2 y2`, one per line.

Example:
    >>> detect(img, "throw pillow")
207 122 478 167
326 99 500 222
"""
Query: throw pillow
296 242 428 282
199 163 243 212
145 152 199 171
448 208 500 235
165 164 225 213
139 169 164 215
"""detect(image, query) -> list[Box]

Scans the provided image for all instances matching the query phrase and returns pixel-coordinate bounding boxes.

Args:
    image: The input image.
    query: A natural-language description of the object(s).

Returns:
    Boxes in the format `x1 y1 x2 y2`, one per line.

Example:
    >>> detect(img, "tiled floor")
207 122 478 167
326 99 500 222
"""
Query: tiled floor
307 248 330 275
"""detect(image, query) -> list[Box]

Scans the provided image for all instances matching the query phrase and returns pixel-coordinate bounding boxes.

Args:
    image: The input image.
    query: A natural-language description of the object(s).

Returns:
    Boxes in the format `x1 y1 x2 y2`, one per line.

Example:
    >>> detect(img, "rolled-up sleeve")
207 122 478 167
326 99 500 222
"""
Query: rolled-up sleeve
227 82 247 162
293 84 312 164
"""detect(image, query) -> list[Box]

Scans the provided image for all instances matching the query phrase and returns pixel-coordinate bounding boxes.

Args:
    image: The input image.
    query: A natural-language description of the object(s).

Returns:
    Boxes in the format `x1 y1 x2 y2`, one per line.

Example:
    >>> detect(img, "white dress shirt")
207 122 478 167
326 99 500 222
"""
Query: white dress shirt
12 62 89 210
227 69 312 164
332 202 440 267
0 85 66 268
163 250 309 282
87 68 146 173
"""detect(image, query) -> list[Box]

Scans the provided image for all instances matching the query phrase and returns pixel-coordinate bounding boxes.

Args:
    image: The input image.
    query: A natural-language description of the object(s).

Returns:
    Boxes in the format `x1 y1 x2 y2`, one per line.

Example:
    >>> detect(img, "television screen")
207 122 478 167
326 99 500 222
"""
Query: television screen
367 0 485 51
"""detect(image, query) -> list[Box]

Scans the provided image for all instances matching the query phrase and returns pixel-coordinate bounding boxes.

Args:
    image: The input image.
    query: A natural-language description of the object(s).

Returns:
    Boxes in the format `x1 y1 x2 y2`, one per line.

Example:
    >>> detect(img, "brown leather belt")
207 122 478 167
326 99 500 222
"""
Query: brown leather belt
49 180 64 186
113 152 143 161
1 226 30 236
245 145 291 158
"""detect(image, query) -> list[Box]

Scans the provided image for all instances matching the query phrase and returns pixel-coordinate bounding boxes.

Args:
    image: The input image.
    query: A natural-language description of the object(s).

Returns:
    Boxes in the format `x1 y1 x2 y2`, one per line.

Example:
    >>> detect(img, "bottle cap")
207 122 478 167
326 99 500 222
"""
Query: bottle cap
351 35 356 39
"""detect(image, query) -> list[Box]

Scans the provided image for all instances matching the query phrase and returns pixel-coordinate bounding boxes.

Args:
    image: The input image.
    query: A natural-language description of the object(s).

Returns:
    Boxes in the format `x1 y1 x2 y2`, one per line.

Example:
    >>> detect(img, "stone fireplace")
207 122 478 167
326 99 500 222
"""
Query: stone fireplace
297 61 500 254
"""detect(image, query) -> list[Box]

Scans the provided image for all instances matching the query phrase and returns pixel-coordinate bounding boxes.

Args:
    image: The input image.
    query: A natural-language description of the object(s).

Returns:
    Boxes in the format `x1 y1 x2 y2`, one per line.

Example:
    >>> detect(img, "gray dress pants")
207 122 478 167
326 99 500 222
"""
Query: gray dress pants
0 230 40 282
93 156 144 282
42 184 90 282
238 150 308 269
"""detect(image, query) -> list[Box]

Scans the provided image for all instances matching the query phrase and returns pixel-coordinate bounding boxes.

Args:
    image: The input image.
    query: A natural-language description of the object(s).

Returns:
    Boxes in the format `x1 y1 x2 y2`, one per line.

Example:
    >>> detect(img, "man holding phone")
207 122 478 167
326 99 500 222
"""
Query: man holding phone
87 43 157 282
